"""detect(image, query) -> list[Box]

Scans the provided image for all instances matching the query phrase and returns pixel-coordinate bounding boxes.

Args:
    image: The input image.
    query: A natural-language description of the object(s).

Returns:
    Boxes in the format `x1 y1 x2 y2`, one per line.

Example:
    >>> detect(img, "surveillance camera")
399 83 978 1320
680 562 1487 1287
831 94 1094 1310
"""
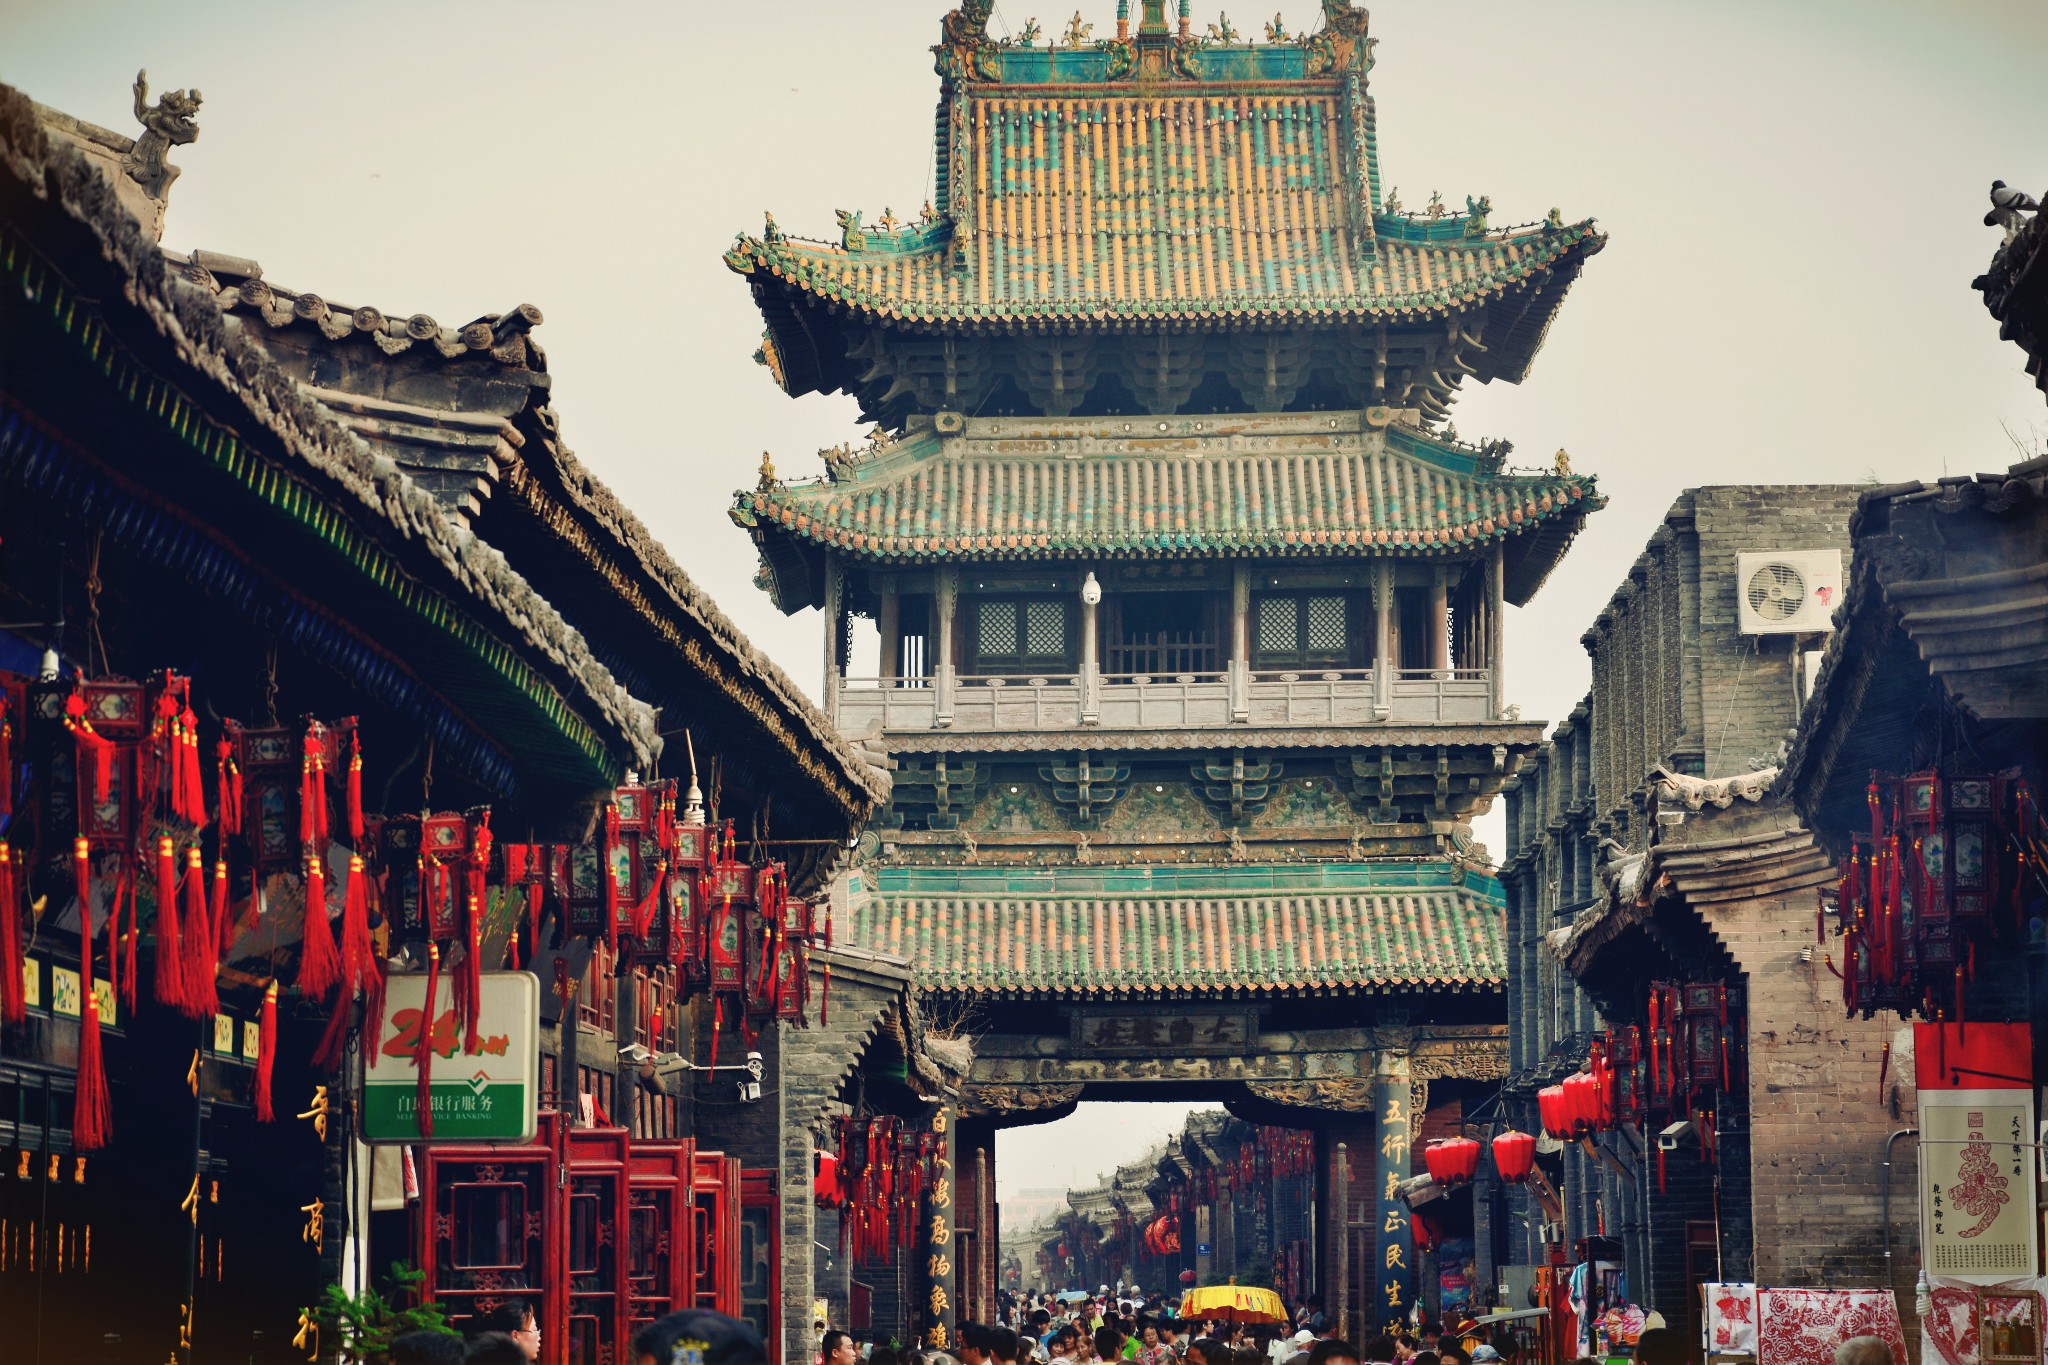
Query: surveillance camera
1658 1119 1694 1152
746 1050 764 1081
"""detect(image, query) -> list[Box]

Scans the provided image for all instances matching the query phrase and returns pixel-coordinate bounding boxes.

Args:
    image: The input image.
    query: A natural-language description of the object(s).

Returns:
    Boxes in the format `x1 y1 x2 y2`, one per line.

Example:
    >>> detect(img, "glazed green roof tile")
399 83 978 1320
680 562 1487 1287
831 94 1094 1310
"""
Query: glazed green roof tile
728 211 1602 332
724 4 1604 337
734 430 1599 562
851 860 1505 996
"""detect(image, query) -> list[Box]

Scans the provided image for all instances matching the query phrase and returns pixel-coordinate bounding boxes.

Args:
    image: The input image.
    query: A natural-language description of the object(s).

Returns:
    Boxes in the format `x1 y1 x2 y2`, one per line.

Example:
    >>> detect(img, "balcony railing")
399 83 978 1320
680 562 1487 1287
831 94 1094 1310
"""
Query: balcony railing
835 664 1497 734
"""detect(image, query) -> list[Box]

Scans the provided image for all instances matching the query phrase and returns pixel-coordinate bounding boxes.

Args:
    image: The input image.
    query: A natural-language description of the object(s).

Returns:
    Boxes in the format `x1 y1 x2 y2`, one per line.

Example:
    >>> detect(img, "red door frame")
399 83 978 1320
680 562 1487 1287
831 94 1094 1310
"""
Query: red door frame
741 1168 782 1365
418 1119 754 1364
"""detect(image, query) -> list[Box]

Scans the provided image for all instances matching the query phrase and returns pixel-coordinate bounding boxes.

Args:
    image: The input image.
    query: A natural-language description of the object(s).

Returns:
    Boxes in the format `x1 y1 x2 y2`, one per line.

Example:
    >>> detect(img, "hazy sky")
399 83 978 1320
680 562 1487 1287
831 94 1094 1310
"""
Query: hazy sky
7 1 2046 1200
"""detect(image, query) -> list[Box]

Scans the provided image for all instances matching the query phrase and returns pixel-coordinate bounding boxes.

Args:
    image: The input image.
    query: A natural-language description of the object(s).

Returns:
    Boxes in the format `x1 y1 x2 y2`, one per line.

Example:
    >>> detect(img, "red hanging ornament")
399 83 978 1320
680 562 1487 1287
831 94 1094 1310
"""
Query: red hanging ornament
300 722 330 851
152 834 186 1011
1491 1129 1535 1183
416 944 440 1138
299 852 340 1001
209 859 232 960
0 843 23 1025
63 692 114 807
0 687 14 818
73 838 111 1150
345 731 365 848
215 738 242 836
254 979 278 1122
181 848 218 1017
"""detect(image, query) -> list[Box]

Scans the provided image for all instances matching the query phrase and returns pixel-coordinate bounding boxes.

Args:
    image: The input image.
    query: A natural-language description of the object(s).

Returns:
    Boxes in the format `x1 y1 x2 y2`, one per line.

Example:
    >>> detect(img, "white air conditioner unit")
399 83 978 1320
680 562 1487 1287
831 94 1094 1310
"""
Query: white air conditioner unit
1737 550 1843 635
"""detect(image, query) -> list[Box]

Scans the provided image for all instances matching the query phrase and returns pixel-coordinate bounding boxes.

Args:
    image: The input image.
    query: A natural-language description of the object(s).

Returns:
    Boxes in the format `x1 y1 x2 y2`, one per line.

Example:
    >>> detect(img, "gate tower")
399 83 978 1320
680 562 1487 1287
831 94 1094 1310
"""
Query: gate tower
726 0 1606 1343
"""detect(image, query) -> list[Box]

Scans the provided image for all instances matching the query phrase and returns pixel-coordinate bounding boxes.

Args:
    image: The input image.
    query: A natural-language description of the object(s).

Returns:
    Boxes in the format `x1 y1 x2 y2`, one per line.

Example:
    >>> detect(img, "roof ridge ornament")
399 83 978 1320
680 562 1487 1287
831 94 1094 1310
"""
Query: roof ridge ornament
935 0 1003 80
123 68 201 201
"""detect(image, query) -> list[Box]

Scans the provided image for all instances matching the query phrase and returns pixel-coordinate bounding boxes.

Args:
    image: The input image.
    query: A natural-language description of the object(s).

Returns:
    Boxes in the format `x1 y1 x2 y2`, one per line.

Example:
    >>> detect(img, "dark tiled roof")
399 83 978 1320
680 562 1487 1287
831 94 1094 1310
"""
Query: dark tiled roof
849 861 1504 995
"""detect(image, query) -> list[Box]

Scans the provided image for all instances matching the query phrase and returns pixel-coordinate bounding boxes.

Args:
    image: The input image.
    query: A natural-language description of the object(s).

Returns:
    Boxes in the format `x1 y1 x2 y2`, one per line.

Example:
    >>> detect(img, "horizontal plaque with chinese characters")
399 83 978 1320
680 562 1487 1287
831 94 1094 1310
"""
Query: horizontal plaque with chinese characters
1070 1009 1255 1055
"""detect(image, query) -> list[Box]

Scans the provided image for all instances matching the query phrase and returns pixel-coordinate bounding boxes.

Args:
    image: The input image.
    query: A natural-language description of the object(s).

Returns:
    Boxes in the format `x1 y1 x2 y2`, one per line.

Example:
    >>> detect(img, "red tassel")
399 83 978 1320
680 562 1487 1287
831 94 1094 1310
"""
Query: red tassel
210 860 231 960
339 855 375 992
63 694 113 806
300 727 328 851
178 708 207 828
0 691 14 817
118 862 137 1012
707 995 722 1076
179 850 217 1017
254 980 277 1122
0 843 23 1025
820 960 831 1026
298 853 340 1001
463 890 482 1055
416 944 440 1138
153 835 186 1010
104 865 122 1017
73 838 111 1150
345 732 365 848
215 739 242 836
630 861 666 942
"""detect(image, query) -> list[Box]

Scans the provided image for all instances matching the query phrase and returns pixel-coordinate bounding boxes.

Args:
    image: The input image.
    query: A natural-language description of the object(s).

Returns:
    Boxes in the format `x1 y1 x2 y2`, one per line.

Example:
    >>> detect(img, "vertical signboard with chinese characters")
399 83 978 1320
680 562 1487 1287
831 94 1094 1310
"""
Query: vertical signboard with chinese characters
362 971 539 1143
1376 1074 1415 1327
1918 1022 2039 1282
925 1107 958 1351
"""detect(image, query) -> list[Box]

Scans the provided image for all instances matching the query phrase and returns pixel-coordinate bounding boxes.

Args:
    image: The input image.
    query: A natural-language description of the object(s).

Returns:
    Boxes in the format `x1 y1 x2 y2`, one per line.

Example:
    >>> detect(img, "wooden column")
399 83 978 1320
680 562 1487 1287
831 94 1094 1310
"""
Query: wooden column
1488 543 1506 717
1333 1139 1351 1341
879 589 900 681
935 566 958 728
822 551 843 722
1230 562 1251 722
1429 567 1451 675
1080 571 1101 724
1373 561 1394 719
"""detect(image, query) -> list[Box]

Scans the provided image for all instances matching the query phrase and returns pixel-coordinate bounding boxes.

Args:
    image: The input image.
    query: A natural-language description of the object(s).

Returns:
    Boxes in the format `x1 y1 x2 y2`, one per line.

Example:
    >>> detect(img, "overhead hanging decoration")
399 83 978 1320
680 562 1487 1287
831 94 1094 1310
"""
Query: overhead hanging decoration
1822 770 2047 1023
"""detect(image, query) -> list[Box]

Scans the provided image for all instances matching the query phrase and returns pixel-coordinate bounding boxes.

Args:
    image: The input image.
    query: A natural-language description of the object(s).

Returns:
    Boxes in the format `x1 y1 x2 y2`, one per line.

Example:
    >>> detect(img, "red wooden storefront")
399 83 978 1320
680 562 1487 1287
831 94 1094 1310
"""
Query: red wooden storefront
418 1112 777 1365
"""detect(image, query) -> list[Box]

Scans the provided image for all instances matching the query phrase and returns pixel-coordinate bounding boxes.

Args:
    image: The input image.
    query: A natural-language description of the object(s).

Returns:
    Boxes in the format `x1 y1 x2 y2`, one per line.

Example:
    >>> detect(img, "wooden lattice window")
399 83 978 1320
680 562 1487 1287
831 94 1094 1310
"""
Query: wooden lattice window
1252 592 1365 668
966 597 1075 674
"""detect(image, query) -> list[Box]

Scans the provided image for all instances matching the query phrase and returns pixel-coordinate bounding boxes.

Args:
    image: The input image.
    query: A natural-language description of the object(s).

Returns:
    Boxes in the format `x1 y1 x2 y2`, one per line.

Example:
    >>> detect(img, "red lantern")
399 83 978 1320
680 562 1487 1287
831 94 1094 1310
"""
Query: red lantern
1492 1129 1536 1183
1562 1069 1602 1135
1422 1136 1481 1185
1537 1083 1571 1139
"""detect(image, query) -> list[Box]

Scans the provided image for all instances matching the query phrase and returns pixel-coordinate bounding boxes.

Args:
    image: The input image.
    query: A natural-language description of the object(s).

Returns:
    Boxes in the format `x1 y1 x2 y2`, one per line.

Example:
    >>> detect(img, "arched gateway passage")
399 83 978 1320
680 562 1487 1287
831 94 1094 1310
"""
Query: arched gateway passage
727 3 1607 1356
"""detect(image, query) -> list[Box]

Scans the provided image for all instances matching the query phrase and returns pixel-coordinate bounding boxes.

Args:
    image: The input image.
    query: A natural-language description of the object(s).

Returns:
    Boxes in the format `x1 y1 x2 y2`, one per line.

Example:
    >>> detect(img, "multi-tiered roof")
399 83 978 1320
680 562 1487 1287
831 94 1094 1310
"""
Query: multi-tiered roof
725 0 1605 425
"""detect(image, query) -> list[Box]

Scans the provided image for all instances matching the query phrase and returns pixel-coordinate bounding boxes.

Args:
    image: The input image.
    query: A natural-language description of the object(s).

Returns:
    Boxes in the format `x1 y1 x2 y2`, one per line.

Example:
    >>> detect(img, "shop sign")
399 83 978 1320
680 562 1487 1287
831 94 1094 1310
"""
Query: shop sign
363 971 539 1144
1918 1022 2039 1283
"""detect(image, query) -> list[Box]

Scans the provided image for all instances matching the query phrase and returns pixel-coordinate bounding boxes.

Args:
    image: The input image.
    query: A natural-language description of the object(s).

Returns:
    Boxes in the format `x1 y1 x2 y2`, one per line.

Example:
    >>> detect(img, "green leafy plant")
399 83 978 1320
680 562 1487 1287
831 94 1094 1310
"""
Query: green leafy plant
313 1261 459 1364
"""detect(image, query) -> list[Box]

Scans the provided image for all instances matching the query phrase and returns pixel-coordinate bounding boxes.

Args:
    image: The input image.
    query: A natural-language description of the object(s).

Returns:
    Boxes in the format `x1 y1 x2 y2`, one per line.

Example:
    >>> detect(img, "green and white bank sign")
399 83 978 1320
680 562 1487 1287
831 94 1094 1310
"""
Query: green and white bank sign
363 970 539 1144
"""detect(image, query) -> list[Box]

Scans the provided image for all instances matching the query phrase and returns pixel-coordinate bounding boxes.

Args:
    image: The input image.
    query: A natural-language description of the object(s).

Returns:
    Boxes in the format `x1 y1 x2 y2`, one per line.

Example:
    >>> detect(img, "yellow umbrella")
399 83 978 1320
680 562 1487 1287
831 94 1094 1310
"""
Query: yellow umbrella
1177 1284 1288 1325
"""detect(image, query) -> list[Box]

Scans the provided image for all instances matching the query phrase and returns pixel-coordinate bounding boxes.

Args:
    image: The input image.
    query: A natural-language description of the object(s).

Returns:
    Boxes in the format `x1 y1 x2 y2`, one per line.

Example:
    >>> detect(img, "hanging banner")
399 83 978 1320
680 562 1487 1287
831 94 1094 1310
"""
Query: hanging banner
362 970 539 1144
1918 1023 2039 1284
1376 1075 1415 1327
